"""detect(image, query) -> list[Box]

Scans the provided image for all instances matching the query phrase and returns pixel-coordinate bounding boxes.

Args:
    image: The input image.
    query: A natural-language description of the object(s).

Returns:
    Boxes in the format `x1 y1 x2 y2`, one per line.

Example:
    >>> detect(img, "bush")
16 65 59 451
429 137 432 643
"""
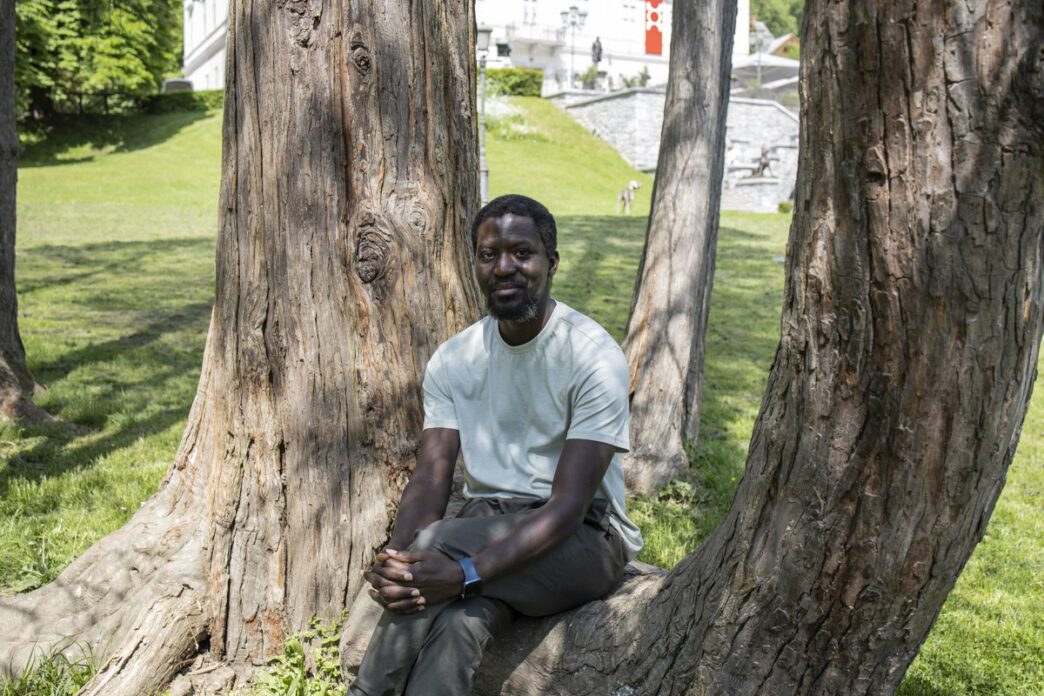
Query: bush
142 90 225 114
622 65 652 89
778 201 793 214
485 68 543 97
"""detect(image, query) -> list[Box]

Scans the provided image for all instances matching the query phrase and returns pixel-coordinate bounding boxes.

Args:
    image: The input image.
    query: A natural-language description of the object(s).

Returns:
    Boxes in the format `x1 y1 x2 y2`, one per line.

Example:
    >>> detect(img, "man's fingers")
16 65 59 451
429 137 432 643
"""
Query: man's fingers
363 569 395 589
385 596 426 612
371 559 415 583
384 548 422 563
378 584 420 603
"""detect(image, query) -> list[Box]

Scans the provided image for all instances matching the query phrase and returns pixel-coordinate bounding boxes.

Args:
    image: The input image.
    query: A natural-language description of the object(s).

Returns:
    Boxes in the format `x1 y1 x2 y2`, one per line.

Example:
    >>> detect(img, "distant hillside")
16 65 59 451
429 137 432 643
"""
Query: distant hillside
487 97 654 216
18 97 651 227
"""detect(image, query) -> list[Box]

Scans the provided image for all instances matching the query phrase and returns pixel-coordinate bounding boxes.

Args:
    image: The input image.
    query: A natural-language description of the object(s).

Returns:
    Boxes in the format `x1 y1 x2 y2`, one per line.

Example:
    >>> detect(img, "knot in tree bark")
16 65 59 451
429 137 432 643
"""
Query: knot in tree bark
354 209 391 284
349 28 373 78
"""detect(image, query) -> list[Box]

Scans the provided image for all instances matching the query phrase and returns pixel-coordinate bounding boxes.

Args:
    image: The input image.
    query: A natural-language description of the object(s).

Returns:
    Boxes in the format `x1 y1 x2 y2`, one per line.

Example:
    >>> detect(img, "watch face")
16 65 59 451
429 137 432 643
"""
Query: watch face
463 577 483 598
459 557 483 599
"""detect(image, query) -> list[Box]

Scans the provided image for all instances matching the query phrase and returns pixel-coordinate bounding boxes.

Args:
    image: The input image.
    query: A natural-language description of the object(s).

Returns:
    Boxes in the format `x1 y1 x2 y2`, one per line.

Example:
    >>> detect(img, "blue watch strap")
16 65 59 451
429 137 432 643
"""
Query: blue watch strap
458 556 482 599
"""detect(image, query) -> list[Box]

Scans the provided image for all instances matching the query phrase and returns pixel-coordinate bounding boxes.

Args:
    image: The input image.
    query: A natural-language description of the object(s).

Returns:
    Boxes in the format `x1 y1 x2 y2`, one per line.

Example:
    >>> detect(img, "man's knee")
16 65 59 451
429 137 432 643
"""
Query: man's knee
407 520 449 554
407 516 495 558
427 599 508 653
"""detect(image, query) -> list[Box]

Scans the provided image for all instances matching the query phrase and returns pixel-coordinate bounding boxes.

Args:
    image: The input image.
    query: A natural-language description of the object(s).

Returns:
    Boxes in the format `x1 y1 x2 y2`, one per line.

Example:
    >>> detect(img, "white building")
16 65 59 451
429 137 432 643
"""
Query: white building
478 0 750 95
182 0 228 90
182 1 751 95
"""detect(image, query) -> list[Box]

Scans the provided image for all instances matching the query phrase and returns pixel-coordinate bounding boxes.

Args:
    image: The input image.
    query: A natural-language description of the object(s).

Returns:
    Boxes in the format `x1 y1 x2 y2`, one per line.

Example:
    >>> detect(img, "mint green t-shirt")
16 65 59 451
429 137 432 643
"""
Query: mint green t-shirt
422 300 644 560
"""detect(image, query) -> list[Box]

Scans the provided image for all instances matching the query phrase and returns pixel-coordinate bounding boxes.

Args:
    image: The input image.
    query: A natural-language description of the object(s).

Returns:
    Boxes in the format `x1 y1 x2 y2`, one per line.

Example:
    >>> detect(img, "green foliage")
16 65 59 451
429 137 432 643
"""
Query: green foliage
241 616 347 696
142 89 225 114
751 0 804 38
485 67 543 97
0 648 94 696
14 0 182 117
622 65 651 88
7 100 1043 695
578 65 599 90
777 200 793 214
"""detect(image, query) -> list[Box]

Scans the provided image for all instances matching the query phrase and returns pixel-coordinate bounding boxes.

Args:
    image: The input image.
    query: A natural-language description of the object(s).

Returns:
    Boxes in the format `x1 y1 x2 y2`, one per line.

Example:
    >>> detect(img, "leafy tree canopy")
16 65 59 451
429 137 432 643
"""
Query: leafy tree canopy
750 0 804 39
15 0 182 117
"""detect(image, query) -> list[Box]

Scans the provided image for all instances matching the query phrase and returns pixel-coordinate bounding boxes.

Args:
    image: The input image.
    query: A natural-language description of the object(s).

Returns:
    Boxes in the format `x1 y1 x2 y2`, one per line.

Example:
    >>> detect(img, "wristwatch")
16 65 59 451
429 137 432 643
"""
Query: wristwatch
458 556 483 599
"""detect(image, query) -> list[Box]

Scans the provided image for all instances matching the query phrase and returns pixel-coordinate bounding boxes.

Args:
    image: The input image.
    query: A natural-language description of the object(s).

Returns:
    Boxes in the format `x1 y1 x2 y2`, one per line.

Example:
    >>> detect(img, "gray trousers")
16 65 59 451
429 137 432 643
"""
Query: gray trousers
350 497 628 696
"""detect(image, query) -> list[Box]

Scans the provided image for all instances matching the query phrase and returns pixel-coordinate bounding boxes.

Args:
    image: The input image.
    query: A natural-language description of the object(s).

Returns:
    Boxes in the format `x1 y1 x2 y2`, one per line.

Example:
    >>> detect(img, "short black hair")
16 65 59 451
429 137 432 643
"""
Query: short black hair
471 194 557 258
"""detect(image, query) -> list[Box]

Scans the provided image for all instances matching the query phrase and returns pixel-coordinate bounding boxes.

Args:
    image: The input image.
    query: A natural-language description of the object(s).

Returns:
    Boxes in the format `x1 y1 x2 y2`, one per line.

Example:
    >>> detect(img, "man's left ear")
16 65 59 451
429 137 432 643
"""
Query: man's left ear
549 251 560 275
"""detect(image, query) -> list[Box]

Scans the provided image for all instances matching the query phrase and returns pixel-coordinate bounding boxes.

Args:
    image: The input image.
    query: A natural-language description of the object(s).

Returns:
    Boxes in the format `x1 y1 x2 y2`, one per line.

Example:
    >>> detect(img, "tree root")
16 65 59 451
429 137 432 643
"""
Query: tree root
0 482 208 694
79 586 207 696
0 392 54 424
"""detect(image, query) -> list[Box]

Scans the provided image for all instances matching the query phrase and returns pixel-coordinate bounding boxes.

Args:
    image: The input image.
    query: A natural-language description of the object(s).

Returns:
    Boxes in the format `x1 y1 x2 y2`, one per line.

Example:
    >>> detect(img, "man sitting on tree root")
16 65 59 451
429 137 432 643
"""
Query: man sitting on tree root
350 194 644 696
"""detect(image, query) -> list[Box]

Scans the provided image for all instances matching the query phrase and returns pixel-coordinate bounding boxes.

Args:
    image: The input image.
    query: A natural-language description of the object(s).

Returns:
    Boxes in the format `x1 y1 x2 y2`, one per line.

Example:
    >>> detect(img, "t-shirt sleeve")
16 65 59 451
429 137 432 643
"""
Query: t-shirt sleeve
566 344 631 452
422 349 459 431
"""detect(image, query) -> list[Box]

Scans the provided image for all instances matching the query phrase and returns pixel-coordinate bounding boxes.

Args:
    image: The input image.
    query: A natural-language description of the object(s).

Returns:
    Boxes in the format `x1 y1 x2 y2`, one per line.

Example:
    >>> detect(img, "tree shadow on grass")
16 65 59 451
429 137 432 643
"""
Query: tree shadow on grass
554 215 648 341
18 238 215 297
18 111 214 167
1 239 215 495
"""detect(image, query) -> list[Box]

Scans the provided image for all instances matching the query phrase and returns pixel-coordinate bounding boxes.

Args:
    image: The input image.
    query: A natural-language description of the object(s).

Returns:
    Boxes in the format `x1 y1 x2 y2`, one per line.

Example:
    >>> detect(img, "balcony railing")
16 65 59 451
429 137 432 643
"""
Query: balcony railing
503 23 566 46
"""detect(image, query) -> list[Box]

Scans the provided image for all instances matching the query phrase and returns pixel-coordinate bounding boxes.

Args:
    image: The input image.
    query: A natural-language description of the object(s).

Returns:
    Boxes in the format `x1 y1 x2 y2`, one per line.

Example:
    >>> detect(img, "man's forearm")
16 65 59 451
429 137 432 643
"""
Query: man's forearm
470 439 616 586
386 472 452 549
470 495 586 584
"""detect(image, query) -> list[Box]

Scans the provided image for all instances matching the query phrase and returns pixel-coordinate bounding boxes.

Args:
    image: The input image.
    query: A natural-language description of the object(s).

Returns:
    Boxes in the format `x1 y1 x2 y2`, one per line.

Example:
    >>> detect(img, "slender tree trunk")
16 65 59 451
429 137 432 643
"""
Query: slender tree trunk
0 0 48 423
0 1 479 693
622 0 736 493
470 0 1042 691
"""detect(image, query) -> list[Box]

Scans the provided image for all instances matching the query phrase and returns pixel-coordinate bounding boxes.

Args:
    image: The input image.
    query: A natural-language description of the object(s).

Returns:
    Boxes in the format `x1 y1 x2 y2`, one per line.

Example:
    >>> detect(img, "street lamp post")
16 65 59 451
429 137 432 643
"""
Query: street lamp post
560 5 587 89
753 22 771 87
477 26 492 205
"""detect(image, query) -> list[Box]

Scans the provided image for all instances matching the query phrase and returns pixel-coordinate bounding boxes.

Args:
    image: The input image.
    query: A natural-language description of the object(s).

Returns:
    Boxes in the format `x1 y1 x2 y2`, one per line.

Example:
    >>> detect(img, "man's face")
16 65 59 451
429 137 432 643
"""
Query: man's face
474 214 559 322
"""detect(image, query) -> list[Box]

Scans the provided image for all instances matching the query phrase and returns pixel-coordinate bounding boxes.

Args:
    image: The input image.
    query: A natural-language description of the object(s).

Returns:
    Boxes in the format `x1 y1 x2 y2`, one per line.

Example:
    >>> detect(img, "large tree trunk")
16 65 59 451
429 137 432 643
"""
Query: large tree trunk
0 0 48 423
621 0 736 493
468 0 1044 692
0 1 479 693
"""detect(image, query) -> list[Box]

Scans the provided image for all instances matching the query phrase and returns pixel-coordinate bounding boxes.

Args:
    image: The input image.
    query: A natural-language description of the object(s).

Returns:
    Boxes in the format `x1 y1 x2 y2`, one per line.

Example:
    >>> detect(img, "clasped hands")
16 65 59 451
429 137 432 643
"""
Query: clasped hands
364 548 465 614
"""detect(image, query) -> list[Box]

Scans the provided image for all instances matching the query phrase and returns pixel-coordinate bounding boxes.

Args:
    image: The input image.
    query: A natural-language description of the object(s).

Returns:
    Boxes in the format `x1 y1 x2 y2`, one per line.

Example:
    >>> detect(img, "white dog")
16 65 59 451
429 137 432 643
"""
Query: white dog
617 180 641 215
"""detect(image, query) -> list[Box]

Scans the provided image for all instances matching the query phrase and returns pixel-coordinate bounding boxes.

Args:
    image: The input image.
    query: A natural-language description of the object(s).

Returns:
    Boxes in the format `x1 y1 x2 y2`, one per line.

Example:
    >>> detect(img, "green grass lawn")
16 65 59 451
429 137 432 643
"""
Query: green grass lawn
2 99 1041 694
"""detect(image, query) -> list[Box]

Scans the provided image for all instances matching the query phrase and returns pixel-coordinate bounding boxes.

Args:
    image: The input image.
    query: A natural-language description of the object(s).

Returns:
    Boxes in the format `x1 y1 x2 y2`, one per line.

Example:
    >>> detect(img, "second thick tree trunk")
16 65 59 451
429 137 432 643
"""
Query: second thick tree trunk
622 0 737 492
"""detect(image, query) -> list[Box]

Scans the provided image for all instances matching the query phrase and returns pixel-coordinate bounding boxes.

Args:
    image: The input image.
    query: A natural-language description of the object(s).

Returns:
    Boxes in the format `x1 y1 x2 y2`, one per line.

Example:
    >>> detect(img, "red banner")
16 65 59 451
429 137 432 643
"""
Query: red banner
645 0 663 55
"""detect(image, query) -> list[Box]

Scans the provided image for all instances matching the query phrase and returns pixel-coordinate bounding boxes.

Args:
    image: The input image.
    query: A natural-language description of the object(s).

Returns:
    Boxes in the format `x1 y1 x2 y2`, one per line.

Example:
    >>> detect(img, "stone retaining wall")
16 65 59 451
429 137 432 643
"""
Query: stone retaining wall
556 88 799 213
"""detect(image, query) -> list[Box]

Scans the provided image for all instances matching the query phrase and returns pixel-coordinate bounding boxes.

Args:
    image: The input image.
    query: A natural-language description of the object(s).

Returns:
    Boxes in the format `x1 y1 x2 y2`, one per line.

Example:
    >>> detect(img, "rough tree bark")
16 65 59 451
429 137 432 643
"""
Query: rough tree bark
0 0 49 423
0 1 479 693
621 0 736 493
466 0 1040 691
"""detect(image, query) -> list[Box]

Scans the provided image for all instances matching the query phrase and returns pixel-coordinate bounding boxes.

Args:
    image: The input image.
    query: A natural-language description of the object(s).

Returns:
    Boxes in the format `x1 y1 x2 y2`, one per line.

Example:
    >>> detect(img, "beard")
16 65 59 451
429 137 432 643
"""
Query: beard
485 286 541 322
